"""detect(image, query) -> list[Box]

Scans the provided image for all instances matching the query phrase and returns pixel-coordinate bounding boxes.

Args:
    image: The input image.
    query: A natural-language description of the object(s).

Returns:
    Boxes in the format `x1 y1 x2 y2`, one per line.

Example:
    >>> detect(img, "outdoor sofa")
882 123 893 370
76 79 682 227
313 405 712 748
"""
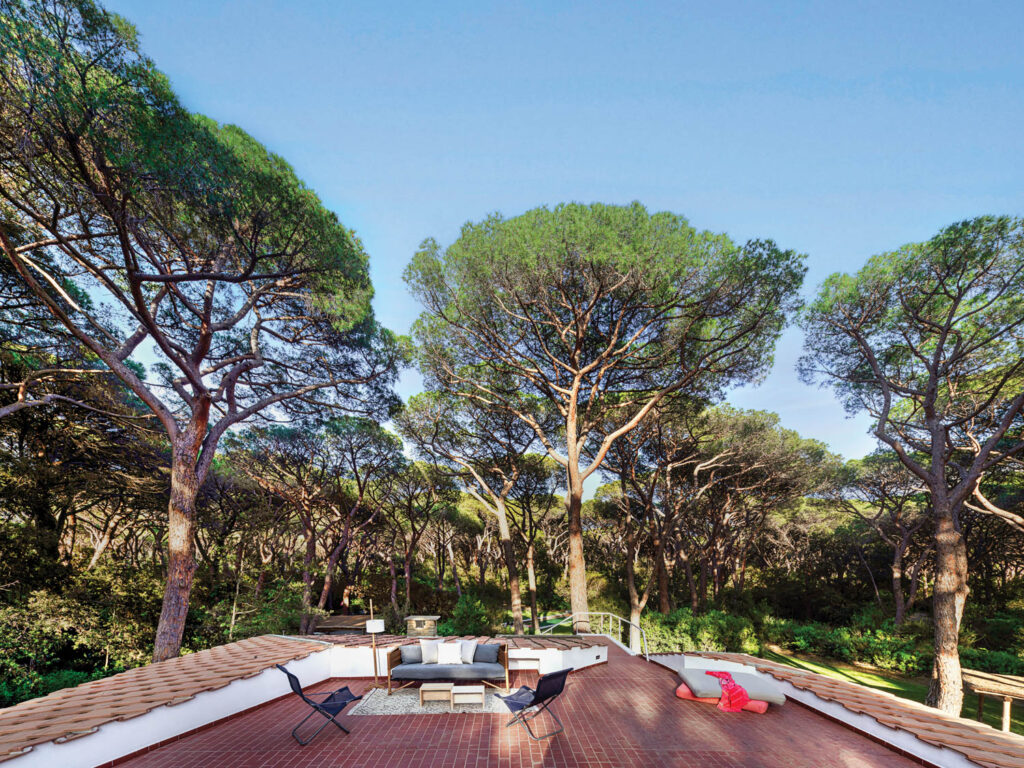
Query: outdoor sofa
387 640 509 693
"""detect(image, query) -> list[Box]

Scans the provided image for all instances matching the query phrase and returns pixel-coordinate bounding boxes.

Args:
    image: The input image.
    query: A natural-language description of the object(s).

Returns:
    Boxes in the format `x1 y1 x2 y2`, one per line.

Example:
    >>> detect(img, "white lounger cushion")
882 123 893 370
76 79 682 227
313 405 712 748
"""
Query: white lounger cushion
678 669 786 705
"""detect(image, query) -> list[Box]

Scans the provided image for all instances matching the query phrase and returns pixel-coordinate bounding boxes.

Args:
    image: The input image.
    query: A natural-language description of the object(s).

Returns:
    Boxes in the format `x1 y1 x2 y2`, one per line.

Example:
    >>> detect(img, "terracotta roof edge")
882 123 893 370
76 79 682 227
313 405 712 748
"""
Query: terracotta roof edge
265 634 332 646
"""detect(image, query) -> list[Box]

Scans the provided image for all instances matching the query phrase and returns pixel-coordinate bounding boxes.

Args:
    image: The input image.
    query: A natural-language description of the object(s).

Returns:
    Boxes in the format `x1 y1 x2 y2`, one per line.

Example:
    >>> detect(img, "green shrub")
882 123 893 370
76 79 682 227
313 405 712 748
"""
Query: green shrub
960 647 1024 676
758 615 928 673
438 595 491 636
974 611 1024 656
381 604 407 635
0 662 114 708
641 609 760 654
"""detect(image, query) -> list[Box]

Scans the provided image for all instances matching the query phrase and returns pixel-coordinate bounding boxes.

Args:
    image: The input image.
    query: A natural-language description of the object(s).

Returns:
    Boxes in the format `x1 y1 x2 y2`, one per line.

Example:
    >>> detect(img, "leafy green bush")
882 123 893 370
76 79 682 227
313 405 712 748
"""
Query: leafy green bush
761 615 927 673
0 562 164 706
758 614 1024 676
641 609 760 654
973 611 1024 657
195 580 306 645
960 647 1024 676
381 603 407 635
438 595 491 636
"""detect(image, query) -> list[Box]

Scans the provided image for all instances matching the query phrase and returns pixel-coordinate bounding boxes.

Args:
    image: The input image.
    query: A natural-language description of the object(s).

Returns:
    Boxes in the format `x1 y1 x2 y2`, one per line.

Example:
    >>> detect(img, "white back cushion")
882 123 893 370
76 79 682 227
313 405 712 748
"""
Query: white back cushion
419 639 440 664
437 642 463 664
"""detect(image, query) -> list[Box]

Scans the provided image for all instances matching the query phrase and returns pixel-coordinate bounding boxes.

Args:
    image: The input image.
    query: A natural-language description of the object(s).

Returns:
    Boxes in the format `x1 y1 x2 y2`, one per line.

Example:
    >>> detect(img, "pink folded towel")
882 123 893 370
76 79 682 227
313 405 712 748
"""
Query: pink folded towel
704 670 751 713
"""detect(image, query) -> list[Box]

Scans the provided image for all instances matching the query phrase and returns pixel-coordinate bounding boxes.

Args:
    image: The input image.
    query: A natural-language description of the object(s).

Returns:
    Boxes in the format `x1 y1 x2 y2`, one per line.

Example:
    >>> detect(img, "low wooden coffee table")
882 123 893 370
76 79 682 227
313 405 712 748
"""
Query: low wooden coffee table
451 684 485 710
419 682 453 707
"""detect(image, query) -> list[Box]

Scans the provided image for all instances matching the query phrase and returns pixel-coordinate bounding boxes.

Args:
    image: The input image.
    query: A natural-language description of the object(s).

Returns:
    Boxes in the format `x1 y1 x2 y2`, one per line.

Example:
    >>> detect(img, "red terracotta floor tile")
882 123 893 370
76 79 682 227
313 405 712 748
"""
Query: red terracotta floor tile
115 645 920 768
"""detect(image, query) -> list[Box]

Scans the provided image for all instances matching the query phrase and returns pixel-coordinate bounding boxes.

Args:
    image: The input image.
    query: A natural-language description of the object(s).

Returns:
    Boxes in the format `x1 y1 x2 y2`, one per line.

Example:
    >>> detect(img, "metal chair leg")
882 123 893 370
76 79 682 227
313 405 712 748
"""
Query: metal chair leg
290 707 349 745
505 701 565 741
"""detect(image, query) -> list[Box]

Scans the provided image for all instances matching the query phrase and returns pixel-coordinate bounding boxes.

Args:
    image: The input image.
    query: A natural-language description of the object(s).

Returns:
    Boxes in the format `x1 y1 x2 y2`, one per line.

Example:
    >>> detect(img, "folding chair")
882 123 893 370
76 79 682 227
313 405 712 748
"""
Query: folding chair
276 664 361 745
495 667 573 741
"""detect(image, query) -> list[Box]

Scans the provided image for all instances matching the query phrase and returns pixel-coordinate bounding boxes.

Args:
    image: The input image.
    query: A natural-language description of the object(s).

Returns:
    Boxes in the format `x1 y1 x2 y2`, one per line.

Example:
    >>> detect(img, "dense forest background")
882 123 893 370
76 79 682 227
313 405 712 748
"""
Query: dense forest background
2 377 1023 709
1 0 1022 732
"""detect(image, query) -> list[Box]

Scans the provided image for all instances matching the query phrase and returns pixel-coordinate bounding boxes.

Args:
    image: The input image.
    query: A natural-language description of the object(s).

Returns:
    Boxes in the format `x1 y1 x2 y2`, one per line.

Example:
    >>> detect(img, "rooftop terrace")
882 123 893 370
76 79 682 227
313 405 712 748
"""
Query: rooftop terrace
1 634 1021 768
112 644 920 768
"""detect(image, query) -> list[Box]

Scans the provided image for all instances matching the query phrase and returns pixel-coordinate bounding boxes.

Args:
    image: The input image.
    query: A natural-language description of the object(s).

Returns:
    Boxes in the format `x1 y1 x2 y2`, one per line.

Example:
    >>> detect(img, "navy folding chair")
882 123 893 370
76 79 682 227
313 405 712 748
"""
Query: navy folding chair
495 667 572 741
276 664 361 745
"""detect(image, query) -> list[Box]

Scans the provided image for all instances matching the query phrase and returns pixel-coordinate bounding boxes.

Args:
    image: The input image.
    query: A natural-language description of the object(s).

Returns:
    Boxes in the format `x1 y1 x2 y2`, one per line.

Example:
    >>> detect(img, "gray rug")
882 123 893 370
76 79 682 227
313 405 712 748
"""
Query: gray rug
349 687 509 716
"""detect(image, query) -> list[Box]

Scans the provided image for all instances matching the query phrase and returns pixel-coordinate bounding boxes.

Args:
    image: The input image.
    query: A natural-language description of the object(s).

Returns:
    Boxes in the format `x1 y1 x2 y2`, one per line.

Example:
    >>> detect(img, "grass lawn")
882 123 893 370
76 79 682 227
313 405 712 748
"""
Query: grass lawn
761 648 1024 737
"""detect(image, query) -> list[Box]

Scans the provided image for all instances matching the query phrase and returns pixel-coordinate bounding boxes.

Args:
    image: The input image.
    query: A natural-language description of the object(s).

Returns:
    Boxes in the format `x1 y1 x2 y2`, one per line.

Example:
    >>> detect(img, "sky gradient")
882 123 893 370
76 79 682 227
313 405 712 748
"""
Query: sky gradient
105 0 1024 461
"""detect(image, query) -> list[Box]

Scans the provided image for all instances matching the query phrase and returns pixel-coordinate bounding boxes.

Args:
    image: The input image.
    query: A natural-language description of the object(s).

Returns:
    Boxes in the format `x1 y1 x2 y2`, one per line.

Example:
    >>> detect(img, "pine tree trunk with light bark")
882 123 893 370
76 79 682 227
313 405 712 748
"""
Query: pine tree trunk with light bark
564 474 590 632
526 543 540 634
152 438 203 662
926 506 969 714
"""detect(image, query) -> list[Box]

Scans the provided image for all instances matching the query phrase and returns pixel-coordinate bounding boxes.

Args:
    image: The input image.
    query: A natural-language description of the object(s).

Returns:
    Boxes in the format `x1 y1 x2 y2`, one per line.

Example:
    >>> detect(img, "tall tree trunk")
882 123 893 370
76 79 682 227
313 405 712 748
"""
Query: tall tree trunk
447 540 463 598
435 543 445 590
87 518 118 570
388 557 399 611
228 550 245 640
526 542 540 634
678 549 698 611
299 520 317 634
317 548 342 613
906 545 931 617
500 535 525 635
656 550 671 614
697 559 708 611
926 506 969 714
858 547 883 607
624 549 647 651
892 547 907 625
495 500 525 635
341 583 353 613
404 554 413 609
564 469 590 632
152 446 201 662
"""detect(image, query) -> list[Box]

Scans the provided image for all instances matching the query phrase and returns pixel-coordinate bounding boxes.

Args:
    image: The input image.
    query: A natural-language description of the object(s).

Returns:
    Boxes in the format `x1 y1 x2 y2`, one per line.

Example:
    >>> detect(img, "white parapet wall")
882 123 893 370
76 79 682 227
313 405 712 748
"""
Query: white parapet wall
6 637 607 768
506 643 607 673
10 645 333 768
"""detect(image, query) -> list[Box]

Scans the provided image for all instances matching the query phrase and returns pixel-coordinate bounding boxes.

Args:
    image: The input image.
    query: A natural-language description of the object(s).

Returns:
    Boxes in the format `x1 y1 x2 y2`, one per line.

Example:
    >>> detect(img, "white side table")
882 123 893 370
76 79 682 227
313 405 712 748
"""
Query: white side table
451 684 485 710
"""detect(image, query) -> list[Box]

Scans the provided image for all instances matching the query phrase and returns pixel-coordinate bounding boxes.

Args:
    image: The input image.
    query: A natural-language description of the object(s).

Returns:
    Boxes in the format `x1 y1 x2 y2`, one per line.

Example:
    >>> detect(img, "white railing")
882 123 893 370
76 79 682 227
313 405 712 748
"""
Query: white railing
540 611 649 660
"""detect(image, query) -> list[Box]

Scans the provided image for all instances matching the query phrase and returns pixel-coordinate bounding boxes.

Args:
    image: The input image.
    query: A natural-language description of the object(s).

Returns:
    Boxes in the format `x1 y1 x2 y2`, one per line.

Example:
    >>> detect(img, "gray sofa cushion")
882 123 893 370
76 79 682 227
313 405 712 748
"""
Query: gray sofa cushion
678 669 786 705
473 643 500 664
391 662 505 681
399 645 422 664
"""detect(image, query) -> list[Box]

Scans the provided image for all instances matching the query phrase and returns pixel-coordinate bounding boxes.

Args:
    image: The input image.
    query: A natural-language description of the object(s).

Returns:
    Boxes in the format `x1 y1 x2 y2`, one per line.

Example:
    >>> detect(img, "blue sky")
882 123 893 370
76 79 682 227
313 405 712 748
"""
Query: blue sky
106 0 1024 461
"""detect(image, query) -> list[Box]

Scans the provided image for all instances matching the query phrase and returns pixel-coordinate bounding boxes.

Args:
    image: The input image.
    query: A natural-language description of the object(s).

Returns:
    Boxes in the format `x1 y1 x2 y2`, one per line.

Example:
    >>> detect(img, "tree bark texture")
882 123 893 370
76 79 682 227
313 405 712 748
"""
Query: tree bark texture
152 448 201 662
526 543 540 634
926 508 969 714
564 471 590 632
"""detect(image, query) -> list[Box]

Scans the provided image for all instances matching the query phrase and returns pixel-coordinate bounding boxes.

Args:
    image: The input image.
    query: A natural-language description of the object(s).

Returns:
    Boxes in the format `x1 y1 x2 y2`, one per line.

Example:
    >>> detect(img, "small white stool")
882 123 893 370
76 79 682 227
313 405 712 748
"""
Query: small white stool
419 682 453 707
451 684 485 710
